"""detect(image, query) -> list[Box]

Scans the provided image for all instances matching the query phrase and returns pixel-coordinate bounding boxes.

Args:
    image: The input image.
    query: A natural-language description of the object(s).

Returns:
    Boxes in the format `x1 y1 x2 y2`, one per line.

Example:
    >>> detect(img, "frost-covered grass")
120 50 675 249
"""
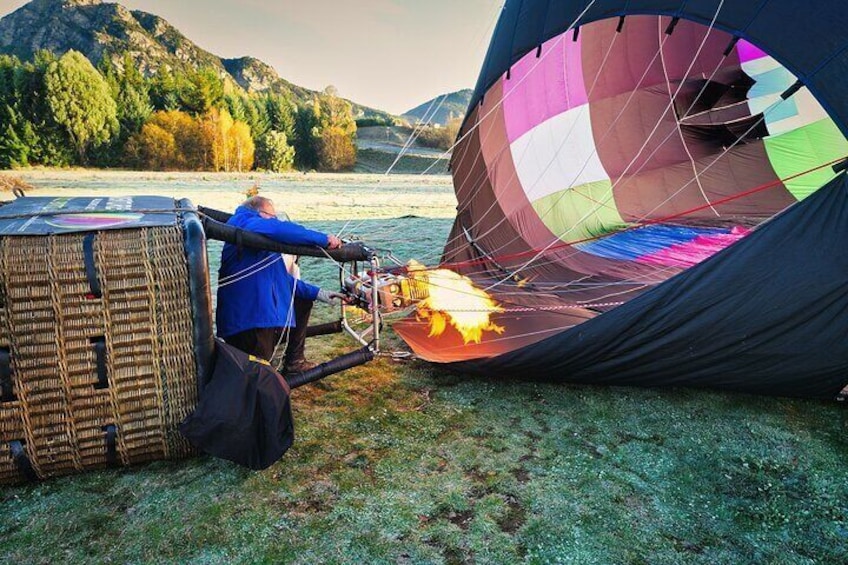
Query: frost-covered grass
2 365 846 564
11 169 457 221
1 172 846 564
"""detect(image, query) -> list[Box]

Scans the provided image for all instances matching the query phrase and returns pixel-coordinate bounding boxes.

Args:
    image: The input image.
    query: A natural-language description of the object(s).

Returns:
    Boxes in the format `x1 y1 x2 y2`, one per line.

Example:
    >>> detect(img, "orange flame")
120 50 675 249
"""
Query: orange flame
408 261 505 344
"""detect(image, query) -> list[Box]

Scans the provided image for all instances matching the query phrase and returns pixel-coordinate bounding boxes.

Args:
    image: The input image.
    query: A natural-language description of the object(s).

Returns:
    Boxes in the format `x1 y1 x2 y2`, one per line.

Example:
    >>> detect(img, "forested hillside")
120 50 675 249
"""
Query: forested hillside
0 51 359 171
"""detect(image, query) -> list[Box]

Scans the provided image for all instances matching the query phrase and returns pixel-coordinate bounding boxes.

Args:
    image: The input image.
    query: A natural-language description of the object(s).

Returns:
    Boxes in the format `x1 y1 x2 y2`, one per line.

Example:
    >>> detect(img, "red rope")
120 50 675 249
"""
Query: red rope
393 155 847 275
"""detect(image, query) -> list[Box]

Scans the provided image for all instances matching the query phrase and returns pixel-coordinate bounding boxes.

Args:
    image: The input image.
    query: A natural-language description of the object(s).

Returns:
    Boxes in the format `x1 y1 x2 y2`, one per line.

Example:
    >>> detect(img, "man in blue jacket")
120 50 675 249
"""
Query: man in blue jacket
216 196 344 372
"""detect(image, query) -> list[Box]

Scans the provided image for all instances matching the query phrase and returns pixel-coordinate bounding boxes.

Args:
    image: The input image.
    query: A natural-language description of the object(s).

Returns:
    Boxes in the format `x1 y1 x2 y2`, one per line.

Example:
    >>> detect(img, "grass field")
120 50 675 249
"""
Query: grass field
354 149 449 175
1 172 847 564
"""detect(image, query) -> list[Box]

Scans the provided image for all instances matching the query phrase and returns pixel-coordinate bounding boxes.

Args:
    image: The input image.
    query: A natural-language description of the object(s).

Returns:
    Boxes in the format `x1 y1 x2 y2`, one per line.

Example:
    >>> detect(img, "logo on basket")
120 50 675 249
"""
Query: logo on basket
45 213 144 231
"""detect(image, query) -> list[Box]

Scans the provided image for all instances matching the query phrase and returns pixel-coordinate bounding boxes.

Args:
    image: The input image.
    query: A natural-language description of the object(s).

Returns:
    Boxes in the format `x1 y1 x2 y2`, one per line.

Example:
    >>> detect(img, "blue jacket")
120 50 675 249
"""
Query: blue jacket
215 206 329 338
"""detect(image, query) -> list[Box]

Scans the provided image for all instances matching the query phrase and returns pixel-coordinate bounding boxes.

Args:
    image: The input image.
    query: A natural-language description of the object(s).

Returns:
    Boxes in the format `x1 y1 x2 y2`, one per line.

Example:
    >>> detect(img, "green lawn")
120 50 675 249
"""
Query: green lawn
2 351 846 564
1 199 847 564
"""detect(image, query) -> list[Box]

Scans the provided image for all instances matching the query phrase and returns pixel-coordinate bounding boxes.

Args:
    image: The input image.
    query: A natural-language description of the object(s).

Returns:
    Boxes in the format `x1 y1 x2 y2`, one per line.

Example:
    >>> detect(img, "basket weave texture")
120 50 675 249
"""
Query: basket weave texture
0 225 198 485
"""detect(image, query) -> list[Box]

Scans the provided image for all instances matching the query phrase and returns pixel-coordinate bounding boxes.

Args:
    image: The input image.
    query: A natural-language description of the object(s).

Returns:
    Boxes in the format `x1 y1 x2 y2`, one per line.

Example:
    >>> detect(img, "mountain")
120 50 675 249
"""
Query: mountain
0 0 392 120
403 89 473 126
220 56 315 102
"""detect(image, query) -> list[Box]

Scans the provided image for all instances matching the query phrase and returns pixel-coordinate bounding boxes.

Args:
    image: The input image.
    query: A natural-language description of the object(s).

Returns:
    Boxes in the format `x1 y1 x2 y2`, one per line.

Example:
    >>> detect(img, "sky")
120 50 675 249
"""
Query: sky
0 0 504 114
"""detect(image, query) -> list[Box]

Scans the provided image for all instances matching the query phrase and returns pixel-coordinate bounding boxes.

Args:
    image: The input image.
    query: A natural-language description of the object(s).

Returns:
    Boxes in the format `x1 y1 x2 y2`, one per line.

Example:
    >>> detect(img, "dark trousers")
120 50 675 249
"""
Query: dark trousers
224 298 313 364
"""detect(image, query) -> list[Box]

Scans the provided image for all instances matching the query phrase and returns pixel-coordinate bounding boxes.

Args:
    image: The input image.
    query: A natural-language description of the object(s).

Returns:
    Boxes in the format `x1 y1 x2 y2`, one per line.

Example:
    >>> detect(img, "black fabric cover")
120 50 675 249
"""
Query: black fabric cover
180 341 294 470
455 174 848 399
469 0 848 139
0 196 179 235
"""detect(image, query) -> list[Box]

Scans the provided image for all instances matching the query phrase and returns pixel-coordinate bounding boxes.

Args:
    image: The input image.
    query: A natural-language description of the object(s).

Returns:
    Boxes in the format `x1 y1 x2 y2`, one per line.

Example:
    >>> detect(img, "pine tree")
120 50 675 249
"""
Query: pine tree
180 68 224 115
150 67 180 111
116 54 152 134
294 102 319 170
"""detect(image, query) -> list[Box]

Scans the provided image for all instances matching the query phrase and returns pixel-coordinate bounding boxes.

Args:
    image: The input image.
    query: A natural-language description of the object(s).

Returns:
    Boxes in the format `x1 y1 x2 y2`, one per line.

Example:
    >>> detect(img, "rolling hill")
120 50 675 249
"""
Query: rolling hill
403 88 472 126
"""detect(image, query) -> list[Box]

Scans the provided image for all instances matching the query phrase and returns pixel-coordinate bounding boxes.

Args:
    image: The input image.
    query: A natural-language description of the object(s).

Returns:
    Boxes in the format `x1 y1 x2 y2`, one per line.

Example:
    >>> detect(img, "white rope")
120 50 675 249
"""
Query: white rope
333 5 810 351
217 253 282 285
347 5 726 294
658 17 720 216
335 88 451 238
271 261 301 371
413 15 669 269
488 92 792 293
388 94 450 170
217 255 284 288
389 11 622 269
477 5 746 289
336 0 598 242
471 30 677 258
416 0 600 178
466 70 732 277
437 26 624 256
417 26 676 279
422 6 724 278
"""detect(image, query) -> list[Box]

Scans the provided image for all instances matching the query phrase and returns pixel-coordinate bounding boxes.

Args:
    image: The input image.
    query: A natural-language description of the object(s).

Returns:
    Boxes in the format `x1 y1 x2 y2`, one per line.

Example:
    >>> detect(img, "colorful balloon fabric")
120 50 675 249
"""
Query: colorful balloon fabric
394 1 848 399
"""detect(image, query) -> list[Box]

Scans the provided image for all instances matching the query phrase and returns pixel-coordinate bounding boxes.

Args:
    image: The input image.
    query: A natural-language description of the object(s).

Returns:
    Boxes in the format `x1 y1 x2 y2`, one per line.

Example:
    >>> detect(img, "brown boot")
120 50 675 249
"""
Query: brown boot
284 358 316 375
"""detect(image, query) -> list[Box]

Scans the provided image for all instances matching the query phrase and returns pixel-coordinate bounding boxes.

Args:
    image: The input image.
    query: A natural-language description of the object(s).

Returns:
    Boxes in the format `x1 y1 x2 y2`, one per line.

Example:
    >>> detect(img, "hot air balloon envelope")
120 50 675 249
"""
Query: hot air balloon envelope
395 1 848 400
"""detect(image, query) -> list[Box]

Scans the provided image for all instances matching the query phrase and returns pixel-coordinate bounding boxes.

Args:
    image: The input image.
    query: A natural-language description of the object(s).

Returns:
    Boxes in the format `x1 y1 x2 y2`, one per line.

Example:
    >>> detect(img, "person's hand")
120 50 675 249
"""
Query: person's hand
316 289 349 305
326 235 342 249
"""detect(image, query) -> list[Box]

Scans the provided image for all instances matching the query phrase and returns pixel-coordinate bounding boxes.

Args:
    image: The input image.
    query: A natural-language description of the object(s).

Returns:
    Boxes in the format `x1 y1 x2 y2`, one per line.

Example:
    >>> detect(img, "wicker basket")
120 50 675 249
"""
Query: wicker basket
0 197 213 485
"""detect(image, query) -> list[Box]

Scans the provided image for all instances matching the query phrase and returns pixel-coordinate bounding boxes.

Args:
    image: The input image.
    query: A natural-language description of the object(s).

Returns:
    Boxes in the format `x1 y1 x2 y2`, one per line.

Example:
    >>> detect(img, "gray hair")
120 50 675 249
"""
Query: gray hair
242 195 274 211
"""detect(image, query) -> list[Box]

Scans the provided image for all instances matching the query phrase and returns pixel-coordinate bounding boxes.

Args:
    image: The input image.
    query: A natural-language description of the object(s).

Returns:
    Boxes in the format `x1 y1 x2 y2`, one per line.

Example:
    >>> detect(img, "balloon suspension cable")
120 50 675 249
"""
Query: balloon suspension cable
453 52 827 285
337 0 598 243
430 2 808 288
483 89 811 292
318 3 843 351
329 155 848 339
334 92 450 239
417 6 675 267
449 3 729 273
382 155 848 279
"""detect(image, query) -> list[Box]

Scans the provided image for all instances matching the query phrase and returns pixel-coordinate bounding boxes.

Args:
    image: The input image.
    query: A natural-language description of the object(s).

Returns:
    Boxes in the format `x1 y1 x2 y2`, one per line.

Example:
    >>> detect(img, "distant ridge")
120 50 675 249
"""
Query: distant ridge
0 0 392 120
403 89 473 126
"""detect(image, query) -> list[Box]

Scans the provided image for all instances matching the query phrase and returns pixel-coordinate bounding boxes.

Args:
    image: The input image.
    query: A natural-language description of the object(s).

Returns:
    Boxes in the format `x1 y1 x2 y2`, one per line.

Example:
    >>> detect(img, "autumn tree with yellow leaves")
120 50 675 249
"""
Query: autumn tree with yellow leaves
125 110 207 170
126 108 253 171
314 86 357 172
204 108 255 172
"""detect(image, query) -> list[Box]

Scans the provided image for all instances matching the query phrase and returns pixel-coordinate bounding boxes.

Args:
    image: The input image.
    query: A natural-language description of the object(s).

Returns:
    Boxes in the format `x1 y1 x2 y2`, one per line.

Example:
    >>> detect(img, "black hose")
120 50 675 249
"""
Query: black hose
305 320 344 338
198 206 232 224
200 213 374 262
285 346 375 389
